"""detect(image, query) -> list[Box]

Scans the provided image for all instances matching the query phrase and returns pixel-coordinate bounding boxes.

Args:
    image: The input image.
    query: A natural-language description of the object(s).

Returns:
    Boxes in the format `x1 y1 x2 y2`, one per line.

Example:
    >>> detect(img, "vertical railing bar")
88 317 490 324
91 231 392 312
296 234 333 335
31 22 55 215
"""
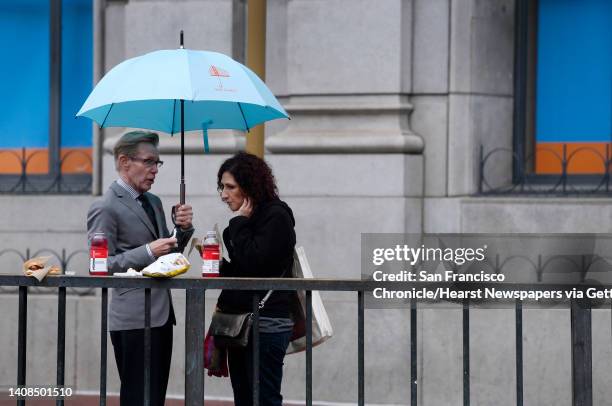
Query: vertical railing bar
144 288 151 406
571 298 593 406
100 288 108 406
358 290 364 406
410 299 417 406
185 289 205 406
17 286 27 406
463 299 470 406
56 286 66 406
252 294 260 406
61 248 67 272
306 290 313 406
516 299 523 406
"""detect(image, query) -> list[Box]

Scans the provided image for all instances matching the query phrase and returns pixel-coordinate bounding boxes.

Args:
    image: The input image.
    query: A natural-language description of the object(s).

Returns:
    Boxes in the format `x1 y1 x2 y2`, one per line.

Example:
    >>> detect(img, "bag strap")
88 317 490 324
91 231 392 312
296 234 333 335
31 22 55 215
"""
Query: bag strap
258 290 274 309
257 263 292 310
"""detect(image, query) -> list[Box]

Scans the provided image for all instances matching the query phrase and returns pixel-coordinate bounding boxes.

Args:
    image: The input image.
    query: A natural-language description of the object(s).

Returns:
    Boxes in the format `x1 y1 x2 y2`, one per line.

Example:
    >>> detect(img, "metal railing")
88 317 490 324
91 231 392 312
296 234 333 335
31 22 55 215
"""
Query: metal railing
0 275 603 406
479 144 612 195
0 248 91 295
0 148 92 194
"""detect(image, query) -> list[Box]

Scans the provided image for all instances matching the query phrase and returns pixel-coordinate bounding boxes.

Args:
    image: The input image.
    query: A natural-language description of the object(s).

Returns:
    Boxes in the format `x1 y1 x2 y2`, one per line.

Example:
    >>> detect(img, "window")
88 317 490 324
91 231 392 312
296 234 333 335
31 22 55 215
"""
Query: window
0 0 93 193
515 0 612 181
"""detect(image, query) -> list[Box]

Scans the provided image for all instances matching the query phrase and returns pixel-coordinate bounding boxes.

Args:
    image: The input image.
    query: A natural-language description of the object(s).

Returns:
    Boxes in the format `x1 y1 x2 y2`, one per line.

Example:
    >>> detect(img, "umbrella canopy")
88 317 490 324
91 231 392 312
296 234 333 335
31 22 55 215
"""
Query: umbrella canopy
77 48 288 132
77 47 289 204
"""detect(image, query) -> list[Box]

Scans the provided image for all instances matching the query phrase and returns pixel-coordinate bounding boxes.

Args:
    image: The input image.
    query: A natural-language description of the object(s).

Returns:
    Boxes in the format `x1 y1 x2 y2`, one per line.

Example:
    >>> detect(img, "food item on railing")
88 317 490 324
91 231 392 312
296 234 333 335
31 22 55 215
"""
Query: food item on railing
48 265 62 275
141 253 190 278
22 256 62 281
24 256 50 272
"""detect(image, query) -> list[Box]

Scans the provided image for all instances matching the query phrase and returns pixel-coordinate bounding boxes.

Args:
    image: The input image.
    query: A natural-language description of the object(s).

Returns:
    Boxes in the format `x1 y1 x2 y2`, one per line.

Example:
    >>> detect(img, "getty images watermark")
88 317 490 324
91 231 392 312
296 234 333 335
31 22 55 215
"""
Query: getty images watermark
361 234 612 309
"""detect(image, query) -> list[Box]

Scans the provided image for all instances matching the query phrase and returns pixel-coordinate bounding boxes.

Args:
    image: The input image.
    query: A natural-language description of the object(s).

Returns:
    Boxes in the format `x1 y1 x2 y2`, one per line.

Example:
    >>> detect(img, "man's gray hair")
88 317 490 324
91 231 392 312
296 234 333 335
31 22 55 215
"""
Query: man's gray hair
113 131 159 170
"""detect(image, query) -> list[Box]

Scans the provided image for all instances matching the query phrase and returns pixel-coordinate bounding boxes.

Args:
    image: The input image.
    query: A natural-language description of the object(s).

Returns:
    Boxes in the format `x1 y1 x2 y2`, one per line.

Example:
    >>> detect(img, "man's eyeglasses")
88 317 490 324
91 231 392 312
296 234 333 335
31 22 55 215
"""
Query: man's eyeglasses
130 157 164 168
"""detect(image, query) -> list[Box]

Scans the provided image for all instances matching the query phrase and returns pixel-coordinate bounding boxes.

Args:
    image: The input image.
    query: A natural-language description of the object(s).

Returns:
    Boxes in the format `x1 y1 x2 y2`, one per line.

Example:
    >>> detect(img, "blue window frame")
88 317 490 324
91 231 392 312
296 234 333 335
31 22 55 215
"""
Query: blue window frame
514 0 612 182
0 0 92 192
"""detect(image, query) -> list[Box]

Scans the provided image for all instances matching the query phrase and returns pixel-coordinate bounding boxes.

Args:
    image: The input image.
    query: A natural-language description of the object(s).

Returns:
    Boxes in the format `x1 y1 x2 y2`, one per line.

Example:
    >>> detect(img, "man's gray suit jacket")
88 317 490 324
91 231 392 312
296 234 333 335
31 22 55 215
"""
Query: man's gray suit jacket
87 181 194 331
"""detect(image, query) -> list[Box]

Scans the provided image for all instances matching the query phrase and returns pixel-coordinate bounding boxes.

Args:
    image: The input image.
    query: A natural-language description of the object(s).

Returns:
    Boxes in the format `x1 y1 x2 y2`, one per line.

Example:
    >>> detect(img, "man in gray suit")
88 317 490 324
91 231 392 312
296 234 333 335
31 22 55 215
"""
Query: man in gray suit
87 131 194 406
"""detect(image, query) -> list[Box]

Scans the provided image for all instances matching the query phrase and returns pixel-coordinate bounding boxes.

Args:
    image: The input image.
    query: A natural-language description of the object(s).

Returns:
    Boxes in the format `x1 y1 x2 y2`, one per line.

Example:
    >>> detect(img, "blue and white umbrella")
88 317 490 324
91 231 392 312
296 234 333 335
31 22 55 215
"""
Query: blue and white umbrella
77 46 288 203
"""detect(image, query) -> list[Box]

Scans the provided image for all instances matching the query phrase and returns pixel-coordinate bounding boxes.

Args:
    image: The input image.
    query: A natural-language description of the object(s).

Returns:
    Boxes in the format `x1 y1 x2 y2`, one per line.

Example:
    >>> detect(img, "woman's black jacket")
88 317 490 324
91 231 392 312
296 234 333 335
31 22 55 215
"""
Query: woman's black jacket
217 198 296 318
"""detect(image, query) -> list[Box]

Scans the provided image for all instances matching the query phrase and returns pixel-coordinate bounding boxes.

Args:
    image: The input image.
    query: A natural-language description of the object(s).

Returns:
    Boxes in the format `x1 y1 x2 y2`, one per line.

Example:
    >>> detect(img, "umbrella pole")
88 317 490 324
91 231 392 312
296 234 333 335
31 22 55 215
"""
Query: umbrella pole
180 99 185 205
179 32 186 205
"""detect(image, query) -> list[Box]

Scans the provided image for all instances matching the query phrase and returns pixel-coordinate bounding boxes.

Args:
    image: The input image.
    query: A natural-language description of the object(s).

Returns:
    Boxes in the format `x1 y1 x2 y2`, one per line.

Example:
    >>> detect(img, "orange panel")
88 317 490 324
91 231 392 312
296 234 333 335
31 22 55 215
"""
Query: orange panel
535 142 610 174
60 148 93 174
0 148 92 175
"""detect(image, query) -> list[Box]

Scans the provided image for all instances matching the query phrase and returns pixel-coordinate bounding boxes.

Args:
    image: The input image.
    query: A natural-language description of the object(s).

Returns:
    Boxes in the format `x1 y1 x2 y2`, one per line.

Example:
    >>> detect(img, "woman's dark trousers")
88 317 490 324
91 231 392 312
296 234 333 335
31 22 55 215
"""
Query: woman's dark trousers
228 330 292 406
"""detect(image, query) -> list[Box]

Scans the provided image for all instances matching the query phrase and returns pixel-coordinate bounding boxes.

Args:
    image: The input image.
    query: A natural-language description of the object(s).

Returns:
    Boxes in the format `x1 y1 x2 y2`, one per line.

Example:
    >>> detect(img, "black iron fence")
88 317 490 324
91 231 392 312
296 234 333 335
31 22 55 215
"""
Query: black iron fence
479 144 612 195
0 275 603 406
0 148 92 194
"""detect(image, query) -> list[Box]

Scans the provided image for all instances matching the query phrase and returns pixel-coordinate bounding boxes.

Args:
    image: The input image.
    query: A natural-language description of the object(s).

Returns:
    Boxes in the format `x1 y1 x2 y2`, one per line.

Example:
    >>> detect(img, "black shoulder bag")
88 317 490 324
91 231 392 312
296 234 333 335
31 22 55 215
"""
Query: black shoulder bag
209 289 274 348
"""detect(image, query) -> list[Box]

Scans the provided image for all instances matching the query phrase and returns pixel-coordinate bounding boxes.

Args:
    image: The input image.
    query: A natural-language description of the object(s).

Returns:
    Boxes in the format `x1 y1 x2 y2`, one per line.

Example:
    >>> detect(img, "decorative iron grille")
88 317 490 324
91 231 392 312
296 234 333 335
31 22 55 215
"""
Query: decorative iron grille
0 148 92 194
479 144 612 195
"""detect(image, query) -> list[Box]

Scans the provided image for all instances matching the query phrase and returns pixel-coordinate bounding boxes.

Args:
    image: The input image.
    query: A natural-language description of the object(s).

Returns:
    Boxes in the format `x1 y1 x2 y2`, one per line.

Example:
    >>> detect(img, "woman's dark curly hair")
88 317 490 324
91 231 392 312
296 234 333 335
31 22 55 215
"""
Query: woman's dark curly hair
217 152 279 206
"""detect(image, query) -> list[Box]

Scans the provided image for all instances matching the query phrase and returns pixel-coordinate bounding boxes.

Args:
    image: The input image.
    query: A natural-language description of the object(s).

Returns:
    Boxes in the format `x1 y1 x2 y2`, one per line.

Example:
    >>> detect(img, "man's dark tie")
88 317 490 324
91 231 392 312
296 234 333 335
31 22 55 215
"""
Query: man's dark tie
137 194 158 235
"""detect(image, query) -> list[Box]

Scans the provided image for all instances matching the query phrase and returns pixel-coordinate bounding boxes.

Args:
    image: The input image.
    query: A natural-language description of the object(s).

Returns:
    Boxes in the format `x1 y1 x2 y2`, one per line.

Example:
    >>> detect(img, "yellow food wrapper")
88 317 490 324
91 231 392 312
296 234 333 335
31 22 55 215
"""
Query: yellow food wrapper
142 253 190 278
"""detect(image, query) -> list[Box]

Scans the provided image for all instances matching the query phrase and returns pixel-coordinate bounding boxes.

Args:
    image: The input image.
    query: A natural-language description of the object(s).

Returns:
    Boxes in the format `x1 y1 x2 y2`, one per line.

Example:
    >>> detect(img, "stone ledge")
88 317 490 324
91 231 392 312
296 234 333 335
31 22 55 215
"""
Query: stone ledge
266 131 424 154
267 94 423 154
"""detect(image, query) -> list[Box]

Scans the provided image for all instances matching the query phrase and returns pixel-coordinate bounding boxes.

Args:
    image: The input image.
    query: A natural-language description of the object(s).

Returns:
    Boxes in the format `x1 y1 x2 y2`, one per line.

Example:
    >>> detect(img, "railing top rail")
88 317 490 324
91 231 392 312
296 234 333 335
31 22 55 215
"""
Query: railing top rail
0 275 369 291
2 274 612 292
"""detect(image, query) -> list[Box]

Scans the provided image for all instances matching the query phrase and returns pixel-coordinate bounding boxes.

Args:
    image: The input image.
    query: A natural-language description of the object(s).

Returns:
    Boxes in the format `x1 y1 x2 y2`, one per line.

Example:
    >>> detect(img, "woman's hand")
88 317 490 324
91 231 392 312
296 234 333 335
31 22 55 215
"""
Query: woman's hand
237 197 253 218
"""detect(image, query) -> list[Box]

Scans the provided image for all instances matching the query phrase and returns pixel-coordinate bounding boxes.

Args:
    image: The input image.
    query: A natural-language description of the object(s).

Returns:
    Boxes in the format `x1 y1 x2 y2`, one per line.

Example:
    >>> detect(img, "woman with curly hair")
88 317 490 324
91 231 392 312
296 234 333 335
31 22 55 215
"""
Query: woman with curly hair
216 151 296 406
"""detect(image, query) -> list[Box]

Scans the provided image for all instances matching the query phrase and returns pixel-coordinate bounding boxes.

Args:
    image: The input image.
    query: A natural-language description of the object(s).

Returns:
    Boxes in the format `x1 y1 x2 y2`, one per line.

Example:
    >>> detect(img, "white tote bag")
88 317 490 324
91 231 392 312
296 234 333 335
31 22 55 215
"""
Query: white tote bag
286 246 333 354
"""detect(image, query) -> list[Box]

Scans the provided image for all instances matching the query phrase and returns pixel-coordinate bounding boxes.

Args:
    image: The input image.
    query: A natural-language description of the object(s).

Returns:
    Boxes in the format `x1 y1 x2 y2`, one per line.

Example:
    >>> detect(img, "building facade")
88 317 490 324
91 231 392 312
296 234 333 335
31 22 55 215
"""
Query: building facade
1 0 611 404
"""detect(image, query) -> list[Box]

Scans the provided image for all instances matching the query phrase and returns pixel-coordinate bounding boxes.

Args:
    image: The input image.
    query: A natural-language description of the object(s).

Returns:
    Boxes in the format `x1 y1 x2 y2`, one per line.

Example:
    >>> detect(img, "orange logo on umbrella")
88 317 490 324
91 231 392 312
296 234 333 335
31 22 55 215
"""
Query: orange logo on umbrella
209 65 230 77
210 65 232 91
